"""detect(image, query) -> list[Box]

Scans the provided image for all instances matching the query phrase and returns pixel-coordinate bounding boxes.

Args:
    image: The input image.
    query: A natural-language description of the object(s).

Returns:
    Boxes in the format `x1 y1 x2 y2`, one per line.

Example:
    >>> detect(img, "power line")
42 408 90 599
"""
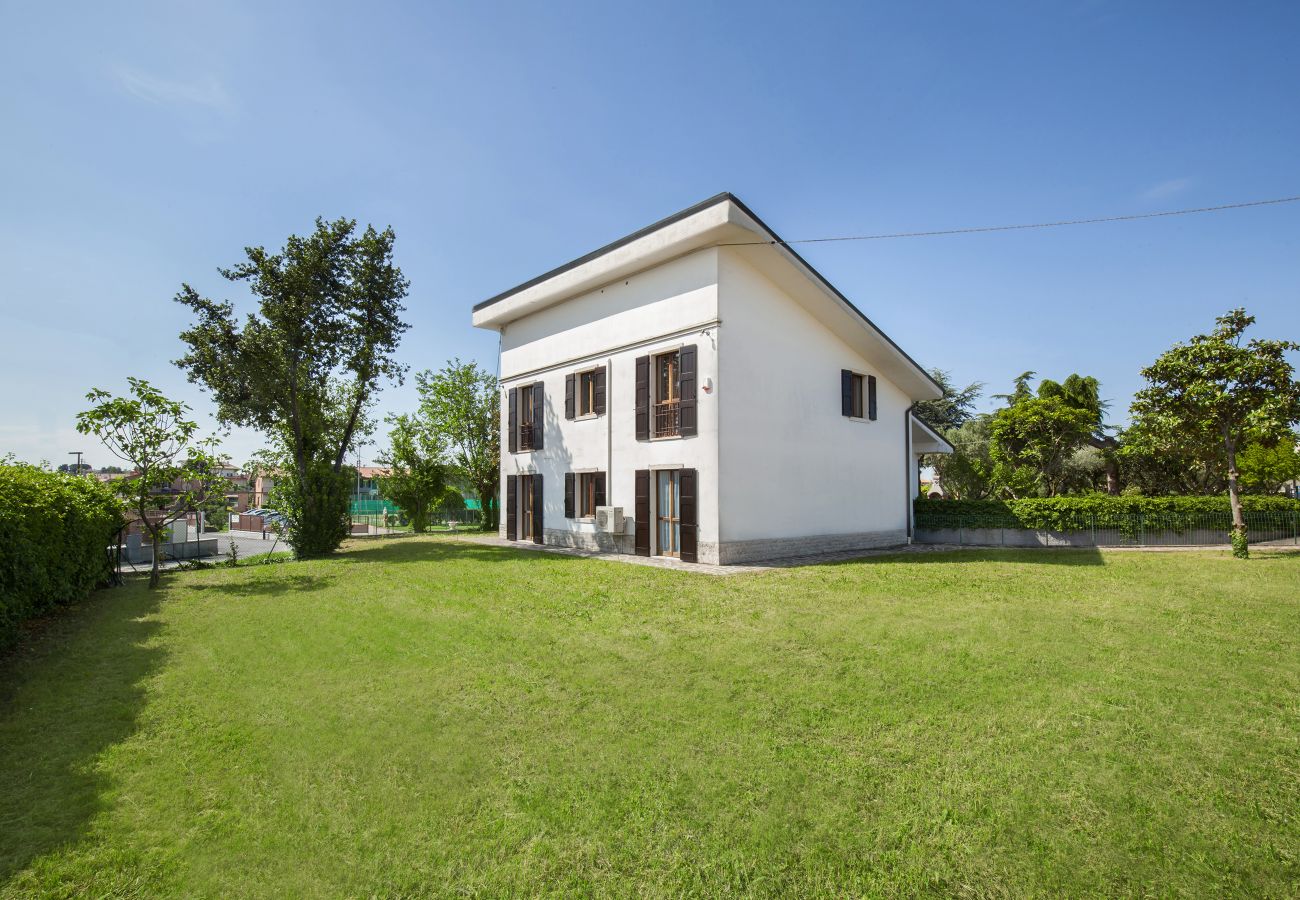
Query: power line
720 194 1300 246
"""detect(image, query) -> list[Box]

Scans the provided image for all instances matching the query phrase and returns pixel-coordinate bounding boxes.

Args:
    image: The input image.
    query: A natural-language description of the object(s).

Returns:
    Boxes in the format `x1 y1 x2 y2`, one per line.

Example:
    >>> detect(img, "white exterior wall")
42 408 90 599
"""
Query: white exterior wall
715 248 911 560
499 249 723 562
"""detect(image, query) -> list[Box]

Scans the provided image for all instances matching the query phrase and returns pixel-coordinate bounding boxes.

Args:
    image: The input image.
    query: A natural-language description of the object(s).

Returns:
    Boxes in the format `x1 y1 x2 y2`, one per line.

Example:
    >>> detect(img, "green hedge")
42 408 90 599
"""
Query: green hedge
0 464 124 649
914 495 1300 531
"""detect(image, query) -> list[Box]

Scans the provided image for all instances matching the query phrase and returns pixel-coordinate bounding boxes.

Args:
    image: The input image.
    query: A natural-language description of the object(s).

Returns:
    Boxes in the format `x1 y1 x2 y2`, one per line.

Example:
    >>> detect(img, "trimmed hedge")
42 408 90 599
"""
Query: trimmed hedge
914 495 1300 531
0 464 124 649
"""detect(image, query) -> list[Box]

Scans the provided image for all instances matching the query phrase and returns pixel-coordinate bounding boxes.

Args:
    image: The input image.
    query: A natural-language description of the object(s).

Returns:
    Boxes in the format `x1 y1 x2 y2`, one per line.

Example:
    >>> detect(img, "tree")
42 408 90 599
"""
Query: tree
1038 373 1120 493
988 374 1099 497
1236 435 1300 494
415 360 500 531
1129 308 1300 556
75 378 224 588
377 413 449 533
174 218 410 558
932 416 996 499
915 368 983 432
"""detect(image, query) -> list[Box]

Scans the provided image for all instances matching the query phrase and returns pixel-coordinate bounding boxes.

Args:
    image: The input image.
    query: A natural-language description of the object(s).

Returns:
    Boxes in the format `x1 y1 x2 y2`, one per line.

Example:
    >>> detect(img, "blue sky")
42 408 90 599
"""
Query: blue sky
2 0 1297 467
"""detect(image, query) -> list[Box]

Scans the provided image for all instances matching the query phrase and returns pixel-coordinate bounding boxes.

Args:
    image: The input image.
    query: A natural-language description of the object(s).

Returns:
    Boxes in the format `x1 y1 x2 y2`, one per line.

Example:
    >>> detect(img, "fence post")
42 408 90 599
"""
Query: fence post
959 518 964 546
1138 512 1145 547
1091 513 1096 547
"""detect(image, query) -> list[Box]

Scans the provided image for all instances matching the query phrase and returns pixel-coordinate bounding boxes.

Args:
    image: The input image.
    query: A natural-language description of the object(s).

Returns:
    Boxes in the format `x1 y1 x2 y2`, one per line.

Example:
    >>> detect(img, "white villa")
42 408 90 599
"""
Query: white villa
472 193 952 565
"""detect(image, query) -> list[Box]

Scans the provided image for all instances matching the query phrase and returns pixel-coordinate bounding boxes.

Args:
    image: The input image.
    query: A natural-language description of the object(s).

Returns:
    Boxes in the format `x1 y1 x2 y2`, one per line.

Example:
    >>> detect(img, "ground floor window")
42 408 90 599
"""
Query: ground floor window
579 473 598 518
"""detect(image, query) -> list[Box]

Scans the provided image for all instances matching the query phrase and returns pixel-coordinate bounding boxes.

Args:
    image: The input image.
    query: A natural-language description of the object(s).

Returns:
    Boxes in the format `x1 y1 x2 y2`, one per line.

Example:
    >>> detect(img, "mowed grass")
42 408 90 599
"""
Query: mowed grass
1 538 1298 897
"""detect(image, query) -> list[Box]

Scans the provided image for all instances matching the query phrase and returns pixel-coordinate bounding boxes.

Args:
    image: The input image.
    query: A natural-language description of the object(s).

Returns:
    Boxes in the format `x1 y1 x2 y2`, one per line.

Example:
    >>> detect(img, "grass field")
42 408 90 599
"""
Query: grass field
2 537 1298 897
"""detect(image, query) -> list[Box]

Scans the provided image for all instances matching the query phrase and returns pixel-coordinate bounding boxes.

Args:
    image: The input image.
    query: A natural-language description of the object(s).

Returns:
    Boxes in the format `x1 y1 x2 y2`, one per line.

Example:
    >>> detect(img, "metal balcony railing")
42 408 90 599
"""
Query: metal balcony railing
654 401 680 438
519 423 536 450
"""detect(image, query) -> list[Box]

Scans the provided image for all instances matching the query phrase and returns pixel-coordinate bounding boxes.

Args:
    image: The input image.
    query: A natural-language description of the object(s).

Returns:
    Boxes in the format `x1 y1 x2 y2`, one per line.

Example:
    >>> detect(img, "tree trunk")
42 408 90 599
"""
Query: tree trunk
1225 436 1248 558
149 526 162 589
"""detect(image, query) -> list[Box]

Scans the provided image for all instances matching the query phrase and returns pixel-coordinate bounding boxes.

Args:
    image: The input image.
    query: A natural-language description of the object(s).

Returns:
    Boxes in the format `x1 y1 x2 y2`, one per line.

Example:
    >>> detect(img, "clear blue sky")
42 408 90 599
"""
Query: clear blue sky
2 0 1297 467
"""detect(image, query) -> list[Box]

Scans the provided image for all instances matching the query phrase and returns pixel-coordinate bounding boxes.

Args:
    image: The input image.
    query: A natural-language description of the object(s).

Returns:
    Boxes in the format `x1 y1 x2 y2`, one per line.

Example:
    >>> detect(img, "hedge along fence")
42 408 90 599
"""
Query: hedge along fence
914 495 1300 533
0 463 124 649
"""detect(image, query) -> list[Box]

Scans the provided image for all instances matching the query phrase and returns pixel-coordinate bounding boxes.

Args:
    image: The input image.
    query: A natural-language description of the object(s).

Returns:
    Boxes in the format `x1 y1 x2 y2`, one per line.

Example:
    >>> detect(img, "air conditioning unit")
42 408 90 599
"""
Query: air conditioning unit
595 506 624 534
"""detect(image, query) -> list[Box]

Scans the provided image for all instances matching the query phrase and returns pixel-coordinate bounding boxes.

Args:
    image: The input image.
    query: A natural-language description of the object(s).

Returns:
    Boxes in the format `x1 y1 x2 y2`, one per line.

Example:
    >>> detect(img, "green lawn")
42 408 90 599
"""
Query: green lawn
2 538 1298 897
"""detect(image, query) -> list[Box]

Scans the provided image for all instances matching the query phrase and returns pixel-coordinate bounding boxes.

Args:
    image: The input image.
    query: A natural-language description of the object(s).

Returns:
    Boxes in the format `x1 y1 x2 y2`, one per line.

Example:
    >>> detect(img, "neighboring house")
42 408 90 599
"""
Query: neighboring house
472 193 952 565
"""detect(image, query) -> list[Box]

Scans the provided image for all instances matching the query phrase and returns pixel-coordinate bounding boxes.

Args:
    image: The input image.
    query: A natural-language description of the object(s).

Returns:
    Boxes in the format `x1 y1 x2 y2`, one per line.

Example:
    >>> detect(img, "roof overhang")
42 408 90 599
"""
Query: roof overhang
472 192 943 401
911 413 953 454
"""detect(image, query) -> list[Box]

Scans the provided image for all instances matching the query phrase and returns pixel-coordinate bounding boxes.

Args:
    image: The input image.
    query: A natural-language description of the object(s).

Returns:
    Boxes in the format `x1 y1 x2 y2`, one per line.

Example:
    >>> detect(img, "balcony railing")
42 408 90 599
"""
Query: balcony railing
653 400 680 438
519 423 536 451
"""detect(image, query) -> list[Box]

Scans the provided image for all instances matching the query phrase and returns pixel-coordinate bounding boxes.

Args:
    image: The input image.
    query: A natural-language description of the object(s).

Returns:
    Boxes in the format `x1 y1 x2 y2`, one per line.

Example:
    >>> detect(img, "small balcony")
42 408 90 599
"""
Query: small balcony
653 400 680 438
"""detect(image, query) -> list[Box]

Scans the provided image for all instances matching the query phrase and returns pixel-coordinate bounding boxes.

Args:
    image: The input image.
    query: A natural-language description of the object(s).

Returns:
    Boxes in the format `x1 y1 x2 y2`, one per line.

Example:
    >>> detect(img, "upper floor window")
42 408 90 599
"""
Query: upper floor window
519 384 537 450
654 350 681 437
564 367 606 420
841 369 877 421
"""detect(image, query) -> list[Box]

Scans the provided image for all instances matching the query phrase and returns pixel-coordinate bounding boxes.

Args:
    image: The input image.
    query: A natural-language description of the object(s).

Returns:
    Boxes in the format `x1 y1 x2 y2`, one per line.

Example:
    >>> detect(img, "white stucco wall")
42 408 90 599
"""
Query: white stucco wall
498 249 722 559
716 248 912 545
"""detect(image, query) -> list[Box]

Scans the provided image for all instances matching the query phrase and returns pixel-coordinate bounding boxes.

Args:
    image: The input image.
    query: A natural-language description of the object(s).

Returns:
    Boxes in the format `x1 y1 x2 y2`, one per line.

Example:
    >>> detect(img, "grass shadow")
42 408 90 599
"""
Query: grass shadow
182 573 337 598
335 538 553 567
0 584 165 883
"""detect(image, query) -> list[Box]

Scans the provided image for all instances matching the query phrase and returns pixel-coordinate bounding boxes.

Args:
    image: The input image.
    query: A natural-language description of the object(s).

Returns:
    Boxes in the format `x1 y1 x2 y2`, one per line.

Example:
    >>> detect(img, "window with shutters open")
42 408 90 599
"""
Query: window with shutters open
578 369 598 417
518 384 536 449
840 370 877 422
847 372 864 418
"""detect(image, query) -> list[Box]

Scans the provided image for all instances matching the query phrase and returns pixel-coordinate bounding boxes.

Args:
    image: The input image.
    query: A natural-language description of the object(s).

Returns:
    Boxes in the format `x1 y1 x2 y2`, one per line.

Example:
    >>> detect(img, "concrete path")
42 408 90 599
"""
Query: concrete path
453 534 965 575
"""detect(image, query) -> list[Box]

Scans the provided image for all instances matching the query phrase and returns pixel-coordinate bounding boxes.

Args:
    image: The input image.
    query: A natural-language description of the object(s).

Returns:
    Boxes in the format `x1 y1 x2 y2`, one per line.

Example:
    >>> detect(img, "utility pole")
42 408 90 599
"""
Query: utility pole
68 450 84 475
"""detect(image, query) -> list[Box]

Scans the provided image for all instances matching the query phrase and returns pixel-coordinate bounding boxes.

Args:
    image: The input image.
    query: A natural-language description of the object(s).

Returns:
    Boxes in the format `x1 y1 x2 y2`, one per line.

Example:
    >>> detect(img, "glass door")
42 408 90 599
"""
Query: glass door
656 470 680 557
520 475 533 540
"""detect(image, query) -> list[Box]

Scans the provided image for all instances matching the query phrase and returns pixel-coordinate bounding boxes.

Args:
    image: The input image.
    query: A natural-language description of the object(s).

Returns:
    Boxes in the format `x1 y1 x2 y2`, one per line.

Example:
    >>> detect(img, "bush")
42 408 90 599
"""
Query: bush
0 463 123 649
914 495 1300 532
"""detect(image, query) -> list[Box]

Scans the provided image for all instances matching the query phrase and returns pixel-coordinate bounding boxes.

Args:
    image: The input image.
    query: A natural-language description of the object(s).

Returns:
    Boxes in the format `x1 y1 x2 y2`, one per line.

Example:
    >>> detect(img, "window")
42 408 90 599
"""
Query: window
579 370 597 417
841 370 877 420
654 350 681 437
519 384 537 450
579 473 599 517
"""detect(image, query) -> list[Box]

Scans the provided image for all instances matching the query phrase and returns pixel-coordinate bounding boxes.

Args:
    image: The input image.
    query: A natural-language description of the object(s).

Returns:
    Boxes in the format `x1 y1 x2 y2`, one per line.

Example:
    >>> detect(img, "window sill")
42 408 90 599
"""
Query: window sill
650 433 683 442
573 413 601 422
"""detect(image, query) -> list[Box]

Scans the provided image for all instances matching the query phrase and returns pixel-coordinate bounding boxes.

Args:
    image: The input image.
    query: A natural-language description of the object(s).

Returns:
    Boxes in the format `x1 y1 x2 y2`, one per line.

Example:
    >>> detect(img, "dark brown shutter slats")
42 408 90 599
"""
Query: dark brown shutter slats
635 356 649 441
531 474 543 544
841 370 852 417
678 345 697 437
505 475 517 540
595 472 606 508
680 468 698 563
508 388 519 453
868 375 878 421
564 472 575 518
565 374 575 420
634 469 650 556
531 382 545 449
594 366 607 415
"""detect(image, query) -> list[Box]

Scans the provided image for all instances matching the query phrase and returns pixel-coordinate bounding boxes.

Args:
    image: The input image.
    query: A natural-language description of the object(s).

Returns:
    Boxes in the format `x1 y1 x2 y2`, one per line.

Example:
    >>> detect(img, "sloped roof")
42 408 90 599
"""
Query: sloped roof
472 193 942 400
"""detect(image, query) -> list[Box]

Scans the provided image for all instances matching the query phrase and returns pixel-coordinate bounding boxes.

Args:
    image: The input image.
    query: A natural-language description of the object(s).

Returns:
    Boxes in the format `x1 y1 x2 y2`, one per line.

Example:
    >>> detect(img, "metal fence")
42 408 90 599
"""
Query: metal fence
914 510 1300 548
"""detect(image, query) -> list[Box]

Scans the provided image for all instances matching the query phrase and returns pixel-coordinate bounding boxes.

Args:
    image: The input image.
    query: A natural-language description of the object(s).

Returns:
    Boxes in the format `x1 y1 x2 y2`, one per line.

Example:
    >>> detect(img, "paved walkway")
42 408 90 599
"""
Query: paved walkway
453 534 964 575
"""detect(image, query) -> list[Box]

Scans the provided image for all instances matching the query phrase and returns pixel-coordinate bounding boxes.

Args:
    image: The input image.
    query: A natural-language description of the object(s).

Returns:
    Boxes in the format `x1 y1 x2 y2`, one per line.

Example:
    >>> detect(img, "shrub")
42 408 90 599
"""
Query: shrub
914 495 1300 532
0 463 124 649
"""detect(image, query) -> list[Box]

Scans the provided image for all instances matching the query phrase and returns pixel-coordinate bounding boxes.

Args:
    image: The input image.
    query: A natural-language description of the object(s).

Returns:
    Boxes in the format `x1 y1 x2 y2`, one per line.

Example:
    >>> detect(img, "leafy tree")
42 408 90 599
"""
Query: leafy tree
1235 433 1300 495
75 378 225 588
988 374 1099 497
174 218 410 558
1129 308 1300 556
377 413 449 533
415 360 500 531
915 368 983 432
932 416 995 499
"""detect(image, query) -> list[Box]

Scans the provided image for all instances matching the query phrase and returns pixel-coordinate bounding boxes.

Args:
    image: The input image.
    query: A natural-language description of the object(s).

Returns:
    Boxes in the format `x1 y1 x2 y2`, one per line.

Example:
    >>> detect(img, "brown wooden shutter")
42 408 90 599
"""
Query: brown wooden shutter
634 469 650 556
531 382 544 449
505 475 517 540
635 356 649 441
594 471 606 507
531 474 543 544
508 388 519 453
868 375 878 421
564 472 575 518
841 370 852 417
678 344 697 437
594 366 607 416
565 374 575 420
680 468 698 563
